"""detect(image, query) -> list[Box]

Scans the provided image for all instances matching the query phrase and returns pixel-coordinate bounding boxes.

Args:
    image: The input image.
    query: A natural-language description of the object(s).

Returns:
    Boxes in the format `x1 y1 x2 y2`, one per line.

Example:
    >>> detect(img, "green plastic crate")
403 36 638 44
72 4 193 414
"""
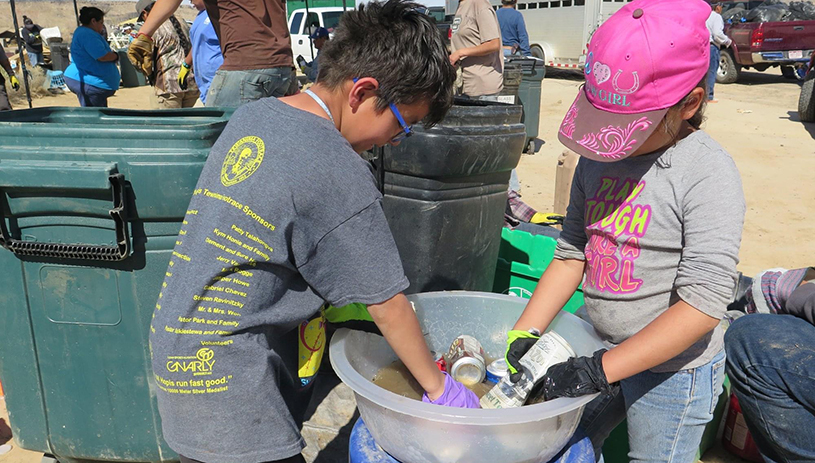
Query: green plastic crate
492 228 584 314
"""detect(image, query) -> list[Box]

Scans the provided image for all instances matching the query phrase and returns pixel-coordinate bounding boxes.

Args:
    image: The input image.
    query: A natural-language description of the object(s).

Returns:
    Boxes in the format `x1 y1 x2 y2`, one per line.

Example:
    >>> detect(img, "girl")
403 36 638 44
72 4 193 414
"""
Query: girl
505 0 745 461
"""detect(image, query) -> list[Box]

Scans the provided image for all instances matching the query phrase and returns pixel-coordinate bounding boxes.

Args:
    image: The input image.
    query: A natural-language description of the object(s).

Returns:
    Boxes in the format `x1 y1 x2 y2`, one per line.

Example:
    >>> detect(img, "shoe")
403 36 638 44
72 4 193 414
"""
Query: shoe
708 99 719 103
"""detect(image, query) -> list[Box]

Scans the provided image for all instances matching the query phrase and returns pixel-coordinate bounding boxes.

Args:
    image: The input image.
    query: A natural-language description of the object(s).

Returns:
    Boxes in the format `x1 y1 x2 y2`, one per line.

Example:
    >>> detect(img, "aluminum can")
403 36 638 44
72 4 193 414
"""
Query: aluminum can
446 335 486 386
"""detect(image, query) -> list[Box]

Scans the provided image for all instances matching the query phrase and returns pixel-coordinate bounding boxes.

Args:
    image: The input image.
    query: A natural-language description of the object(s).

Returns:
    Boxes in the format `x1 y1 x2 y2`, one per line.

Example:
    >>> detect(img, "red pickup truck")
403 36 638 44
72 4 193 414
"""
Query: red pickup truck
718 19 815 83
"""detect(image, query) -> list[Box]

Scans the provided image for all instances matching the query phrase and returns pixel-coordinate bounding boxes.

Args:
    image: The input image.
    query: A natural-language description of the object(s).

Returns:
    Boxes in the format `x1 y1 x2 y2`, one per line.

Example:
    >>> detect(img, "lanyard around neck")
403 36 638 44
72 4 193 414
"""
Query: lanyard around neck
304 89 335 125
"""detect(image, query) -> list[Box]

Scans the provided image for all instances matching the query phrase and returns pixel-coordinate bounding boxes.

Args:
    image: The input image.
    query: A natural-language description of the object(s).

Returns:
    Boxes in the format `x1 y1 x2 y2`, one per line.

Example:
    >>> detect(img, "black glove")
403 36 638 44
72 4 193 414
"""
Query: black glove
529 349 616 402
505 329 541 383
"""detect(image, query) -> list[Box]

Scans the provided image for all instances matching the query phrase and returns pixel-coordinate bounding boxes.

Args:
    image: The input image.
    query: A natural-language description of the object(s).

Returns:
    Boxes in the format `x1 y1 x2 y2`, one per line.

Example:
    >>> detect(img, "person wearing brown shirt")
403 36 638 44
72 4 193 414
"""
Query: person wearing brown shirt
129 0 292 107
449 0 503 98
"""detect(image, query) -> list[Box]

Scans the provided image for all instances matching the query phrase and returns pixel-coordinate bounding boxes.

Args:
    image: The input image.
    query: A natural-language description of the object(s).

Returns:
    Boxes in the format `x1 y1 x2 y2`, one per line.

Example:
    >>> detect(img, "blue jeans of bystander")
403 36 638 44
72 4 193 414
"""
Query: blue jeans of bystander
725 314 815 463
206 67 292 108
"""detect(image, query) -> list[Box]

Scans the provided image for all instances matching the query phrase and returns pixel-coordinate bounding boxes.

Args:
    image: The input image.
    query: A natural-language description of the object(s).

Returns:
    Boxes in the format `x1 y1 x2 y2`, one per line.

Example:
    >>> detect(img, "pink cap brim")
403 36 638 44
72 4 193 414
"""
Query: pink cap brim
557 86 668 162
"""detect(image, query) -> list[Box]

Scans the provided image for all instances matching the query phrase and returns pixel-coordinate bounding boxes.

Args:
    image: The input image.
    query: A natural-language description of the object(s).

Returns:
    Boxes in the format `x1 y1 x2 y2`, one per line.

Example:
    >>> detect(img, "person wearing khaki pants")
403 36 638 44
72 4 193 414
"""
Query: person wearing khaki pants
135 0 200 109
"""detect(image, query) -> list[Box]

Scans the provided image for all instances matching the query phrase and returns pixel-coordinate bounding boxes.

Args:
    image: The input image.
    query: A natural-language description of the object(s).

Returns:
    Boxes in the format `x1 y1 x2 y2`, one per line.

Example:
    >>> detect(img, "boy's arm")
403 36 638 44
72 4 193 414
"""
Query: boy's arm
367 294 445 400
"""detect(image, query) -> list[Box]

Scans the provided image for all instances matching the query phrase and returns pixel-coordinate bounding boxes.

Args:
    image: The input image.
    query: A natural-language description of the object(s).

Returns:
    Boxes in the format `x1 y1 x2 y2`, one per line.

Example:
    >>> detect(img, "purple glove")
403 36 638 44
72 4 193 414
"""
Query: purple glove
422 372 481 408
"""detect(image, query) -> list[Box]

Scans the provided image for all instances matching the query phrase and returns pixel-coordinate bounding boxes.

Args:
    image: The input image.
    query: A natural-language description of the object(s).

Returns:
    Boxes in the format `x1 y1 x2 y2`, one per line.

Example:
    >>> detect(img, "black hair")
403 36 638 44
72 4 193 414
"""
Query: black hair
674 77 707 130
317 0 456 126
79 7 105 26
139 2 155 22
660 76 706 146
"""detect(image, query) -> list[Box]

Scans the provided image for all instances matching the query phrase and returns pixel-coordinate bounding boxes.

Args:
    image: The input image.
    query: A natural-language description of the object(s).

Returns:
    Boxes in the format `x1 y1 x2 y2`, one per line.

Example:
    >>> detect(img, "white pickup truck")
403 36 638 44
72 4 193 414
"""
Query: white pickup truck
287 7 346 61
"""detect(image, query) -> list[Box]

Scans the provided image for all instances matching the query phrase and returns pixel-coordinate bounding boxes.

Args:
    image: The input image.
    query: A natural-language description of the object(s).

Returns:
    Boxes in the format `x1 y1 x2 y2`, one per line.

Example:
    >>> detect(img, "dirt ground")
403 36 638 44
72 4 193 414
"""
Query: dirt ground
1 68 811 463
0 1 199 44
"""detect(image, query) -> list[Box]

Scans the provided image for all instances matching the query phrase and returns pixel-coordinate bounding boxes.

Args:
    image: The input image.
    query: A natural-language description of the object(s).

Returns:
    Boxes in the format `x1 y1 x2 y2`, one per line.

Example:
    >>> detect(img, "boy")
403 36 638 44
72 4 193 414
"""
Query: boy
149 2 477 463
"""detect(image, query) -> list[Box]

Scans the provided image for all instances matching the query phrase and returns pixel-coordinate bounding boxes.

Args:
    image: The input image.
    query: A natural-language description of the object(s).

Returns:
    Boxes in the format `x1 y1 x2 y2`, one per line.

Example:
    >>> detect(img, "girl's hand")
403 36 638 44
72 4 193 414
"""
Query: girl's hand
529 349 615 402
505 329 540 382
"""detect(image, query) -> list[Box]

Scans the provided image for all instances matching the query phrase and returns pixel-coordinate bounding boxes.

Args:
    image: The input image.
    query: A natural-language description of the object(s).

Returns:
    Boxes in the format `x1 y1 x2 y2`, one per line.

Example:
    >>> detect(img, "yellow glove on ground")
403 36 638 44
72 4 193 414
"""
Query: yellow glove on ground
178 63 190 90
9 75 20 91
128 33 154 77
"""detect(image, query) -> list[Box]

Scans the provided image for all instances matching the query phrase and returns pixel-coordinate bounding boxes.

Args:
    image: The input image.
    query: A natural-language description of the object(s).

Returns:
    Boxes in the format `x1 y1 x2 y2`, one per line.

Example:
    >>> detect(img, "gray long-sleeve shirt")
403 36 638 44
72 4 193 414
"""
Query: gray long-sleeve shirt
555 131 746 372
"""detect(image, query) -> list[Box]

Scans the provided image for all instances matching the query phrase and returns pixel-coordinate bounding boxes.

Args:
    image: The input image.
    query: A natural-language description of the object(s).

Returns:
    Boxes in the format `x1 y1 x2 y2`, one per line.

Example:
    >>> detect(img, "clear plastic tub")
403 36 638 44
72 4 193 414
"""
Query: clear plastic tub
329 292 607 463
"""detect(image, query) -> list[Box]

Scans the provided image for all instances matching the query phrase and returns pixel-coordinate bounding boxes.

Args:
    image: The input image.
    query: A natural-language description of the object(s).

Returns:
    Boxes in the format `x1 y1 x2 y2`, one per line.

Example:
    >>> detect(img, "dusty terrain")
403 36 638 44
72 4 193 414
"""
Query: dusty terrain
0 59 812 463
1 0 199 44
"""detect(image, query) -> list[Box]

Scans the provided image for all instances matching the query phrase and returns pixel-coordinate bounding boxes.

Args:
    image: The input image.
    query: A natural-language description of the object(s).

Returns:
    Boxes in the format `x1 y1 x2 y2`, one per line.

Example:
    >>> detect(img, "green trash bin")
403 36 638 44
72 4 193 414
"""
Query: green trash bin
0 107 231 463
492 228 584 314
507 57 545 154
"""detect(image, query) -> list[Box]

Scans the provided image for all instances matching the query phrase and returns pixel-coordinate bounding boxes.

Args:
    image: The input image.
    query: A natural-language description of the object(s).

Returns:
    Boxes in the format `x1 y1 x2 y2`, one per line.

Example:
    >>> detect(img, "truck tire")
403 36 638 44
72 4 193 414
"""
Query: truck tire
781 65 797 79
798 72 815 123
531 45 545 62
717 51 739 84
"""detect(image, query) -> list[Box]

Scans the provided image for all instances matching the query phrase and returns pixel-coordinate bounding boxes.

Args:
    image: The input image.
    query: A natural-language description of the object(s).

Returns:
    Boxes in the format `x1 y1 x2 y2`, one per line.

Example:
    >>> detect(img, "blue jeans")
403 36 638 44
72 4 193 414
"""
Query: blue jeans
707 45 720 100
64 76 116 107
580 350 725 462
725 314 815 463
206 67 291 107
28 50 44 67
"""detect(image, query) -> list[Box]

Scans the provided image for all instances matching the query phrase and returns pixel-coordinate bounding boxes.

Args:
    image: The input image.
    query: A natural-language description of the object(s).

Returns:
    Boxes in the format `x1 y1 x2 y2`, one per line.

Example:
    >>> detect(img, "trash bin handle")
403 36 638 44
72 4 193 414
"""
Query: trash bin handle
0 162 131 262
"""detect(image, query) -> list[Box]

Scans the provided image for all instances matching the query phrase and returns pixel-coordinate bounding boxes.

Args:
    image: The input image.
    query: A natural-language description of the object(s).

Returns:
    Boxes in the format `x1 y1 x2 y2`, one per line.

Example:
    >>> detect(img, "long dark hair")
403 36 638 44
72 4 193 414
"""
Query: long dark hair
79 7 104 26
142 2 191 56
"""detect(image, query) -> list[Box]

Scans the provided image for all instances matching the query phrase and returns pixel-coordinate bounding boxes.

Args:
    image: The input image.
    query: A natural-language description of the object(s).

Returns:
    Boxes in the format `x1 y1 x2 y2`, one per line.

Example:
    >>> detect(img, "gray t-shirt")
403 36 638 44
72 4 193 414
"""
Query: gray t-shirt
555 131 745 372
149 97 408 462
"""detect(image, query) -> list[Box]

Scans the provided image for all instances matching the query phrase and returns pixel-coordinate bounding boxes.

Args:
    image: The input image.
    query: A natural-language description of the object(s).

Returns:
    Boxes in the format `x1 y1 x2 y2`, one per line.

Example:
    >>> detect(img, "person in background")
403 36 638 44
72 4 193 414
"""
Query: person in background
0 44 21 111
178 0 223 105
128 0 292 108
726 267 815 463
136 0 200 109
505 1 745 461
63 7 121 108
297 27 329 83
450 0 503 98
21 16 44 67
706 1 731 103
496 0 530 57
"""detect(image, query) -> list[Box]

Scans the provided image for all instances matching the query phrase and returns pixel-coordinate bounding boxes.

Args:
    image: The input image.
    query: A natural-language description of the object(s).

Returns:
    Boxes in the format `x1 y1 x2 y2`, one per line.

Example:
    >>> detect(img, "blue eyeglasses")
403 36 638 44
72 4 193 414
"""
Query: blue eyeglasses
353 78 413 143
388 102 413 143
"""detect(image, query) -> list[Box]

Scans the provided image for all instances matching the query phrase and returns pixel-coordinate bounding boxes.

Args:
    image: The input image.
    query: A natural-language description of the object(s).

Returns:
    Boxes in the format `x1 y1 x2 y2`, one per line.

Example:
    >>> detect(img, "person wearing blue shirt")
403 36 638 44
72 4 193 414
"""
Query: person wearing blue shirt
179 0 223 105
64 7 121 107
296 27 329 83
496 0 531 57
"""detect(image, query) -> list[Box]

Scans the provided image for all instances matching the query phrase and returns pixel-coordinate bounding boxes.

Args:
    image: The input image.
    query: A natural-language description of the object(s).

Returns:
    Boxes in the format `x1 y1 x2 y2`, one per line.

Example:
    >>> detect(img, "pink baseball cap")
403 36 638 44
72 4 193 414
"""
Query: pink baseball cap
558 0 711 162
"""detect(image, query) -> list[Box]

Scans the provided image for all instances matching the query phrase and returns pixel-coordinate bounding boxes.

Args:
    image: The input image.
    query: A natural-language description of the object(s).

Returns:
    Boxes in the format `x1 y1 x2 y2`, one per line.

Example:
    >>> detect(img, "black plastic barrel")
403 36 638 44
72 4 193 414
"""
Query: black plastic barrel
381 98 526 294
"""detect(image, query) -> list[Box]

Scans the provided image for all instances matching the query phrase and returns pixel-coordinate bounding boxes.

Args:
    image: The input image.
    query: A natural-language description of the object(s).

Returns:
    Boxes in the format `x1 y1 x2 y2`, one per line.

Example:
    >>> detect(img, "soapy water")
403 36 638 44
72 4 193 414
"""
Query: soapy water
371 360 496 401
